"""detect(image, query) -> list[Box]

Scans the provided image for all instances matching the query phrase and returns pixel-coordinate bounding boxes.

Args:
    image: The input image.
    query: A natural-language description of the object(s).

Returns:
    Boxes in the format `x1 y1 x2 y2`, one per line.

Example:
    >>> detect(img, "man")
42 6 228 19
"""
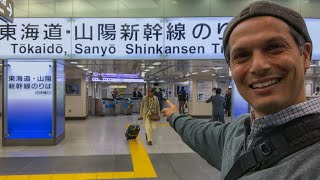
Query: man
137 89 143 97
111 89 119 99
139 87 160 145
162 1 320 179
177 87 187 114
312 86 320 96
132 87 138 97
206 88 226 123
225 86 232 117
157 88 164 110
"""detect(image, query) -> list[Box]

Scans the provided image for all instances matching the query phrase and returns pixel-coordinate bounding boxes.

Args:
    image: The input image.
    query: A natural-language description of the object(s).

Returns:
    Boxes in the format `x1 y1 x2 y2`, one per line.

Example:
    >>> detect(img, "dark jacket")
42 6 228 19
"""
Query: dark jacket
206 94 225 115
178 90 186 102
168 113 320 180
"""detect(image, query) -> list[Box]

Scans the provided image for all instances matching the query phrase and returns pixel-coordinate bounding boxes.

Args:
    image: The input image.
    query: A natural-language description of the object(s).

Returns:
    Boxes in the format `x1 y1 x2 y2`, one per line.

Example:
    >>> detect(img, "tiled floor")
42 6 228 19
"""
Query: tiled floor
0 114 230 179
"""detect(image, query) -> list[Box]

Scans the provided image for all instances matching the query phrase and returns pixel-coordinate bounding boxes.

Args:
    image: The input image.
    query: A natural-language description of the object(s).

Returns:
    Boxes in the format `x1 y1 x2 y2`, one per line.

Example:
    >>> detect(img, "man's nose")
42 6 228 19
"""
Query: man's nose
249 51 272 76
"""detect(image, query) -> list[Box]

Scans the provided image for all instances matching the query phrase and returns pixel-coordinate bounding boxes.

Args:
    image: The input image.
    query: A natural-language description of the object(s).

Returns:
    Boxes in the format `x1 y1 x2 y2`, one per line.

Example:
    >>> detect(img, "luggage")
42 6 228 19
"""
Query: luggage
125 119 140 140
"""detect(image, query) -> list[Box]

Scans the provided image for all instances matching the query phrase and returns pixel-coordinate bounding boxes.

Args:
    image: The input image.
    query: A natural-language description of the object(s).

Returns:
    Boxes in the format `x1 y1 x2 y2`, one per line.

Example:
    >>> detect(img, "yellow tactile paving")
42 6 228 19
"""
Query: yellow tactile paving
140 123 170 127
74 173 97 180
4 175 30 180
0 124 159 180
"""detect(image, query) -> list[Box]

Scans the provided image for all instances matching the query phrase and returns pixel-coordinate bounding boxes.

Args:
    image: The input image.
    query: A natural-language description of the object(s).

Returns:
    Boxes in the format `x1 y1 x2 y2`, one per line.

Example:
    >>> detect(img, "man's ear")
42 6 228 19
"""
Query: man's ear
303 43 312 70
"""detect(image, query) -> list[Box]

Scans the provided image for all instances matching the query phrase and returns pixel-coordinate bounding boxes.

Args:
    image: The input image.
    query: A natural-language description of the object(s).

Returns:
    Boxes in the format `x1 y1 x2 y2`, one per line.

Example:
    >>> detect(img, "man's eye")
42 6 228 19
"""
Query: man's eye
232 52 249 60
266 43 285 51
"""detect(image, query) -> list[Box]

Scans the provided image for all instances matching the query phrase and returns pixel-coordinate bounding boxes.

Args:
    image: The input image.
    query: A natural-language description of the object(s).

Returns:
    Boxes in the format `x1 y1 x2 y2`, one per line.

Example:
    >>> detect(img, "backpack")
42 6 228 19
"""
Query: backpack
225 113 320 180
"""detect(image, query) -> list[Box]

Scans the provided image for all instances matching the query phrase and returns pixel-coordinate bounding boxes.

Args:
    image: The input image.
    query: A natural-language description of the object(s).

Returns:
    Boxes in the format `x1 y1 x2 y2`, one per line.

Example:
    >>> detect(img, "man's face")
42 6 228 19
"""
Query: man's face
147 89 153 97
228 16 311 118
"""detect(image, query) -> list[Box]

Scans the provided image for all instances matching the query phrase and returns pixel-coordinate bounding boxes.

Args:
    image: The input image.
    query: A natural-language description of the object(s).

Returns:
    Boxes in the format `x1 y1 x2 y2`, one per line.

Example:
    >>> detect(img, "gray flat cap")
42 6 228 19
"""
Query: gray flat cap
223 0 312 63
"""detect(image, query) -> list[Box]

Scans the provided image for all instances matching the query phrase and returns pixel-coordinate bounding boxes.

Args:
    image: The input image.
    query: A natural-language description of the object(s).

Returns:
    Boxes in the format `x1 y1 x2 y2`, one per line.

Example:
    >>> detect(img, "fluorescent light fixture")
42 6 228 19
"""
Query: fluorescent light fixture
77 65 84 68
212 74 216 76
201 70 209 72
141 63 145 66
219 76 225 78
144 69 150 72
310 64 316 67
185 73 190 77
179 75 183 77
192 72 198 75
88 71 92 73
70 62 78 64
159 80 166 82
149 66 155 69
153 62 161 65
83 68 89 71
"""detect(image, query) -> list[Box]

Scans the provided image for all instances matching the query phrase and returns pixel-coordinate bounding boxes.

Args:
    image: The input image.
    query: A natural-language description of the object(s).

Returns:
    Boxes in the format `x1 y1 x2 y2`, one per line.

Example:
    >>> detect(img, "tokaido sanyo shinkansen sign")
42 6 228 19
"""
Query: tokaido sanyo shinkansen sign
0 17 320 60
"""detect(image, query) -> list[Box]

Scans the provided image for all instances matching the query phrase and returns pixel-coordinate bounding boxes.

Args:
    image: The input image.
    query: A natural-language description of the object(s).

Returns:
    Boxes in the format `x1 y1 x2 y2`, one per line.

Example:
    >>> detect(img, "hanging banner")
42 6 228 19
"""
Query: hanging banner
1 17 320 60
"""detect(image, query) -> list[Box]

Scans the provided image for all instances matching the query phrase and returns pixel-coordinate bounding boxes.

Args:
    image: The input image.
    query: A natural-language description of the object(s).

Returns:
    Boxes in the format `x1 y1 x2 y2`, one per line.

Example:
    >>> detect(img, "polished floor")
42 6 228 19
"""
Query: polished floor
0 114 231 179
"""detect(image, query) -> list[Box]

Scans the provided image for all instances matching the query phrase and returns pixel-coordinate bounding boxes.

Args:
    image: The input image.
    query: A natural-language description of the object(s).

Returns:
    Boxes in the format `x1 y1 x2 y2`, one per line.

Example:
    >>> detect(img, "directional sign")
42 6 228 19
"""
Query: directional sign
0 0 14 23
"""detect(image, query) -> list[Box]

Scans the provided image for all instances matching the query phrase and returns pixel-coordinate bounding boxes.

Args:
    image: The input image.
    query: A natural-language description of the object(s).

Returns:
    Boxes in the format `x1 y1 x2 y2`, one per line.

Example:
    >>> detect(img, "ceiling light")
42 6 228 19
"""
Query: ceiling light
153 62 161 65
192 72 198 75
70 62 78 64
88 71 92 73
219 76 225 78
77 65 84 68
144 69 150 72
201 70 209 73
179 75 183 77
185 73 190 77
83 68 88 71
141 63 145 66
212 74 216 76
149 66 155 69
310 64 316 67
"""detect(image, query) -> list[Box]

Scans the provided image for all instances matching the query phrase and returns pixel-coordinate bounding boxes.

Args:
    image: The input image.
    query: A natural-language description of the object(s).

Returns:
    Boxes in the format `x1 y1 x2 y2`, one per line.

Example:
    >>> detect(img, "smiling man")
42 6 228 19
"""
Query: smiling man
162 1 320 180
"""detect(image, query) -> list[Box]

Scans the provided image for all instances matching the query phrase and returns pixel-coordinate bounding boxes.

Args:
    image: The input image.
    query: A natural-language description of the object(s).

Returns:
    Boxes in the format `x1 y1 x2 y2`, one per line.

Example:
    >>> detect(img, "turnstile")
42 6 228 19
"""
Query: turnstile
131 97 142 113
102 98 116 116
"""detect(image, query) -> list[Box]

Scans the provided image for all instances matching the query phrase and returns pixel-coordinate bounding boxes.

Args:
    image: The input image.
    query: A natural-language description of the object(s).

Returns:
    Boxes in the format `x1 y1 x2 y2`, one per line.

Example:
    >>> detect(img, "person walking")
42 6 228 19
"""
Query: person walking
139 87 160 145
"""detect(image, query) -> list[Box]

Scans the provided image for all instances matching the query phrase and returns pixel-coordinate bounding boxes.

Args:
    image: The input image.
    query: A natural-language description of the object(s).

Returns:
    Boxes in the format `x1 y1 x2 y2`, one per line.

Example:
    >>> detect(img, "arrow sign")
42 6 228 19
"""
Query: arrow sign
0 0 14 23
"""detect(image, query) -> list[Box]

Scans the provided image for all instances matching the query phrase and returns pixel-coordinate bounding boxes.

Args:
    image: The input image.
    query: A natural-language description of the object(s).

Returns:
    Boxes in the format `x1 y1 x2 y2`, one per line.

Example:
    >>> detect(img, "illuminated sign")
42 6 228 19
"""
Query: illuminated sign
92 78 144 83
92 73 139 79
6 61 53 139
1 18 320 60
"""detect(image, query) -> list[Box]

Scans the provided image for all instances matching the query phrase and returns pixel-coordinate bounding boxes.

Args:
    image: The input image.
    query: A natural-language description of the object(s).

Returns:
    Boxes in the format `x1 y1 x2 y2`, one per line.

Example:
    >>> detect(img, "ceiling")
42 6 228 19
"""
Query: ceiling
64 59 231 81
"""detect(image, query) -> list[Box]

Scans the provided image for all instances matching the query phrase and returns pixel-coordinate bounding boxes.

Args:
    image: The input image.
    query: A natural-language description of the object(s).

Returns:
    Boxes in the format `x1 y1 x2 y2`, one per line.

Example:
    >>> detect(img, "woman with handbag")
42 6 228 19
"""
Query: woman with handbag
139 87 161 145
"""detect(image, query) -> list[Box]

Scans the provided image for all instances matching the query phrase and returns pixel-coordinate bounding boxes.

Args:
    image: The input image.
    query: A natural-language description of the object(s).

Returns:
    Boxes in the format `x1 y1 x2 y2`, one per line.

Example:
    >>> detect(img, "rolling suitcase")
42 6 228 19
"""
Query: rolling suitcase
125 119 140 140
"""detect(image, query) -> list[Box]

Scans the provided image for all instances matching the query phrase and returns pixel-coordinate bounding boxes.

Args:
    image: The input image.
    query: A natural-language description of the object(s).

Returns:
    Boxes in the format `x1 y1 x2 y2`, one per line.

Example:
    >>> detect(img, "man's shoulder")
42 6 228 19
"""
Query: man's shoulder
228 114 250 129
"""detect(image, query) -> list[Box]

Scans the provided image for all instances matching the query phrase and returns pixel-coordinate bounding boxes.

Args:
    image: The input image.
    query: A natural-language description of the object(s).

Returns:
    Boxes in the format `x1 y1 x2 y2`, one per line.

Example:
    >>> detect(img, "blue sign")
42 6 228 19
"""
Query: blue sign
6 61 53 139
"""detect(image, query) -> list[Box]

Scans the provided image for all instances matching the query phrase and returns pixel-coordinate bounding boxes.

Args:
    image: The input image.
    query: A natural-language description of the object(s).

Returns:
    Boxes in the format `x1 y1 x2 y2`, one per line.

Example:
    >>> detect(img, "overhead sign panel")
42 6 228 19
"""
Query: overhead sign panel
0 18 72 59
1 17 320 60
0 0 14 23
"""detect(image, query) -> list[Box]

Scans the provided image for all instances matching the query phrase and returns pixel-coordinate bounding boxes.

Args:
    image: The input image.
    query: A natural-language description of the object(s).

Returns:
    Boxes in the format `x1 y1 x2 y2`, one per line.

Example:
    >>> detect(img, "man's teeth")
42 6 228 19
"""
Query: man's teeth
252 79 279 89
